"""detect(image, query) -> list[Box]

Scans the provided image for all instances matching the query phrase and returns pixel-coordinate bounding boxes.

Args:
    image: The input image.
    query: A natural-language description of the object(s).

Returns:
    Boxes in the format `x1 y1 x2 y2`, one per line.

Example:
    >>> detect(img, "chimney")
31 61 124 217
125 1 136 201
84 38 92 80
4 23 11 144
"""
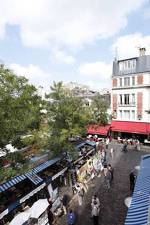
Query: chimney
139 47 146 56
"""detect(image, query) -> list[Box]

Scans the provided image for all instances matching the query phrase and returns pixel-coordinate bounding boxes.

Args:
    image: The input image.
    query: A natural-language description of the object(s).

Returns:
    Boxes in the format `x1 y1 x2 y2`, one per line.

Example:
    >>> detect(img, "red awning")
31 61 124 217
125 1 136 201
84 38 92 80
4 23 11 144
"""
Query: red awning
87 124 111 136
111 121 150 135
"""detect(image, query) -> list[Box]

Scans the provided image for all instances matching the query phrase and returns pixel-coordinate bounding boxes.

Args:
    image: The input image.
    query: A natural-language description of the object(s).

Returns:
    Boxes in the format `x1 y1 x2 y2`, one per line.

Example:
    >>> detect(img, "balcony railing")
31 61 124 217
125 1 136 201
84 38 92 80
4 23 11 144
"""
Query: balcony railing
118 102 136 106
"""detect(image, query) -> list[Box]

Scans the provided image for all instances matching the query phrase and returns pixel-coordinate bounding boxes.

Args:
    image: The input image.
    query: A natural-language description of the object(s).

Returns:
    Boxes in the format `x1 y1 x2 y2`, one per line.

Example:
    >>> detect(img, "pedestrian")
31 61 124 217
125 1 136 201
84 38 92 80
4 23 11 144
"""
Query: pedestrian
110 148 114 158
61 194 68 215
67 209 76 225
105 169 112 189
91 200 99 225
130 172 135 192
91 195 100 208
108 164 114 182
105 137 109 150
76 184 84 206
103 163 108 177
122 141 128 152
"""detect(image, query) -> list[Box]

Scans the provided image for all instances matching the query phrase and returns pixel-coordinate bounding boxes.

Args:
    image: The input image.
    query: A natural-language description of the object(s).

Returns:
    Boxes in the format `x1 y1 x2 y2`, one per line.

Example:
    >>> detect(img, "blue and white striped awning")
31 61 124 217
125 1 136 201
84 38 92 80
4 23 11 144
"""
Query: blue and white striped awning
0 174 26 193
0 157 61 193
32 157 61 173
25 172 43 185
125 154 150 225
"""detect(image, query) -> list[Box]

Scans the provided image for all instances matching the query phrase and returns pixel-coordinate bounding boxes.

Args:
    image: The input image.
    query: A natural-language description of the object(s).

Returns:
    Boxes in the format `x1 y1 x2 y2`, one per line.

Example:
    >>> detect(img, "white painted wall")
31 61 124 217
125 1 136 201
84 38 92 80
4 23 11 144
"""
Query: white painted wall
112 85 150 122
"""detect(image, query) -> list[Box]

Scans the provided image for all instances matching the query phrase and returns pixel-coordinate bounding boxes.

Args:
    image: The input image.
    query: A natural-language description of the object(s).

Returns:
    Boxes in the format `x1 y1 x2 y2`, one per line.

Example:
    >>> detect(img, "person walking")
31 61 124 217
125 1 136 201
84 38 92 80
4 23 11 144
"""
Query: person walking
122 141 128 152
105 137 109 150
61 194 68 215
91 200 99 225
91 195 100 208
105 169 112 189
110 148 114 158
67 209 76 225
76 184 84 206
108 164 114 183
130 172 136 193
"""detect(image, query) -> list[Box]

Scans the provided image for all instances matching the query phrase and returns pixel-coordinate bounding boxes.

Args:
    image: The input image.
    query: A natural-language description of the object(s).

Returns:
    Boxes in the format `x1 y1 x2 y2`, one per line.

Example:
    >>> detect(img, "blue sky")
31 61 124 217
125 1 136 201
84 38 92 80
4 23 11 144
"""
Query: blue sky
0 0 150 93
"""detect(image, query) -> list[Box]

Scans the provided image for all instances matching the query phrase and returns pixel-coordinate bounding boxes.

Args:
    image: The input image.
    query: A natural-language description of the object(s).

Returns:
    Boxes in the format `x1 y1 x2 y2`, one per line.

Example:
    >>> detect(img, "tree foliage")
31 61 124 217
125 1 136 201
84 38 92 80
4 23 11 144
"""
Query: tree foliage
0 64 42 148
90 93 108 125
46 81 90 155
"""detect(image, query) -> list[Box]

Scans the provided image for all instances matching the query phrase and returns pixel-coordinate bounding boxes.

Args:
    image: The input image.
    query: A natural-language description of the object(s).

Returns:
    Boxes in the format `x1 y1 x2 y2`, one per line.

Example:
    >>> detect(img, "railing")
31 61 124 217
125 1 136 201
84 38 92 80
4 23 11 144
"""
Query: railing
118 102 136 106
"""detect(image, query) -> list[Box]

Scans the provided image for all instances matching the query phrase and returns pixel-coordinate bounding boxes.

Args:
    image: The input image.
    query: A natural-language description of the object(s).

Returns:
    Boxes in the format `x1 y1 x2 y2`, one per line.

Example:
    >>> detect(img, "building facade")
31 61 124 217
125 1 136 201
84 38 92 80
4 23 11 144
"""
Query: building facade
111 48 150 140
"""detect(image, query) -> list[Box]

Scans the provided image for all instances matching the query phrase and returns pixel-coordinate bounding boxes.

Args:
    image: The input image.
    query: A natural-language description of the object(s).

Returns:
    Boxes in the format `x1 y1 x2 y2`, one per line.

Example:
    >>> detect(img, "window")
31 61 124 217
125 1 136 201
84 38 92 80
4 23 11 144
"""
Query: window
132 94 135 105
124 110 130 120
119 78 122 87
132 77 135 85
124 77 130 86
120 94 123 105
131 110 135 120
119 59 136 72
124 94 130 105
119 110 122 119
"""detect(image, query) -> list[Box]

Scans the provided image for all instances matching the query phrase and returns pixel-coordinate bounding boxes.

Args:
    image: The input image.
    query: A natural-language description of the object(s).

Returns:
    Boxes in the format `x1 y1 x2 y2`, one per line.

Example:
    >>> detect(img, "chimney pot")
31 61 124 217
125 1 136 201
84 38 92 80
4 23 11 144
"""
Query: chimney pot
139 47 146 56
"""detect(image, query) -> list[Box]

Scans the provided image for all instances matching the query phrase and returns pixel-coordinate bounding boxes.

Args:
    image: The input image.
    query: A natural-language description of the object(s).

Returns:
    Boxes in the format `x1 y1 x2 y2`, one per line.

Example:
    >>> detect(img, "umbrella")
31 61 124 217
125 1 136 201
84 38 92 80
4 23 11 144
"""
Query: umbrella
30 199 49 219
124 197 132 208
10 212 30 225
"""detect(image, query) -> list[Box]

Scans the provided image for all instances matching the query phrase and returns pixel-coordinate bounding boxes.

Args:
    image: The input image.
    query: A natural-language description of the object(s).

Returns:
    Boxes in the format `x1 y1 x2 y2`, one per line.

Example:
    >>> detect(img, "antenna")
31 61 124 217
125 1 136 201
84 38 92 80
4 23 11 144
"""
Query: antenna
114 46 118 60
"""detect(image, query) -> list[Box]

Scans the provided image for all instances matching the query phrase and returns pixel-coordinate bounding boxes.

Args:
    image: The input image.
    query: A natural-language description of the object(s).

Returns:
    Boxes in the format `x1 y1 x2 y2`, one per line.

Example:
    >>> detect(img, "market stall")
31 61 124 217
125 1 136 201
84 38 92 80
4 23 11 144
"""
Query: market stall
30 199 49 225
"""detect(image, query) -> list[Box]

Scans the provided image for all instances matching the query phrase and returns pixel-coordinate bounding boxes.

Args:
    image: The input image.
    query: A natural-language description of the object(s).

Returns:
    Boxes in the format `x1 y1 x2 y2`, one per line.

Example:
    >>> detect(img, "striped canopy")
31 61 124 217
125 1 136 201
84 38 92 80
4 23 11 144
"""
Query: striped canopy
0 157 61 193
125 155 150 225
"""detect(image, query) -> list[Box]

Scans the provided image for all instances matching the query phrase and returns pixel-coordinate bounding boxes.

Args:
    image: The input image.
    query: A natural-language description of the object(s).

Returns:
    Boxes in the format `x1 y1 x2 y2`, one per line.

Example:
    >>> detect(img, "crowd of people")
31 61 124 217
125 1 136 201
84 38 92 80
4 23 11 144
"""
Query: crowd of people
47 135 140 225
118 137 141 151
46 138 114 225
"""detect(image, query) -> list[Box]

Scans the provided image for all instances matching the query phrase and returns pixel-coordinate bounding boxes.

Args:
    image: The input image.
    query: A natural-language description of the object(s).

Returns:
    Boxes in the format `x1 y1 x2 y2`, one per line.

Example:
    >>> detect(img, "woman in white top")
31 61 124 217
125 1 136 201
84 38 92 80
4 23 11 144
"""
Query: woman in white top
91 200 99 225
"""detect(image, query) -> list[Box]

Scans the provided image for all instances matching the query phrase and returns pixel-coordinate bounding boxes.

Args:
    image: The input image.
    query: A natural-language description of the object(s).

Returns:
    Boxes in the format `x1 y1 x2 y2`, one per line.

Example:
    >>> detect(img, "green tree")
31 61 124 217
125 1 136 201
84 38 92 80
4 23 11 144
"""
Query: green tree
46 81 90 156
90 93 108 125
0 64 42 148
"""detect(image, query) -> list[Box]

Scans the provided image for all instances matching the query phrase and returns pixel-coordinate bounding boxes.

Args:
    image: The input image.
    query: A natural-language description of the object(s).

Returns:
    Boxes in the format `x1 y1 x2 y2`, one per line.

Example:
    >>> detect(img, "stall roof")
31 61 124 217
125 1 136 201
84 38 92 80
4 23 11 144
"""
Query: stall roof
0 174 26 193
125 155 150 225
0 157 61 194
75 142 86 150
32 157 61 174
75 140 96 150
25 172 43 185
85 140 96 147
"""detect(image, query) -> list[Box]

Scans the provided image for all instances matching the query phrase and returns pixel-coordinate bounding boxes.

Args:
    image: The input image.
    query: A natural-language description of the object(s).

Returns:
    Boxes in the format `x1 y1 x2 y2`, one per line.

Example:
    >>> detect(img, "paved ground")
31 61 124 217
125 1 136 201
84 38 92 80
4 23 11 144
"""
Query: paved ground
58 142 149 225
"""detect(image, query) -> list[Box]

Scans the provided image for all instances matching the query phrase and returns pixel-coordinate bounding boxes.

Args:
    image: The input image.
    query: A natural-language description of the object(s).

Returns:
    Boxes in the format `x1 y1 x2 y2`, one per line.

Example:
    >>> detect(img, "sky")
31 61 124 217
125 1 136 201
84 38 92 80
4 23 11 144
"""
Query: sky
0 0 150 93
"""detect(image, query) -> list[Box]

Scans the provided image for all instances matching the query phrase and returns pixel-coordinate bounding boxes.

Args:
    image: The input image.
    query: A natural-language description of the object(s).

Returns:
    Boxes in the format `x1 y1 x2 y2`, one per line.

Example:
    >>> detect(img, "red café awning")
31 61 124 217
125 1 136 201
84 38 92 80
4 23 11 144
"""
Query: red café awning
111 121 150 135
87 124 111 136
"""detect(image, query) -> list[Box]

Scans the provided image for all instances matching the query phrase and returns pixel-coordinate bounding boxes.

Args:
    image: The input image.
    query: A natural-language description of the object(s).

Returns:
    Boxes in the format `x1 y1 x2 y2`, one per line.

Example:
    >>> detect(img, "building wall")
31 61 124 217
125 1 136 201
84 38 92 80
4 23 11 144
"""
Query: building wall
111 75 150 122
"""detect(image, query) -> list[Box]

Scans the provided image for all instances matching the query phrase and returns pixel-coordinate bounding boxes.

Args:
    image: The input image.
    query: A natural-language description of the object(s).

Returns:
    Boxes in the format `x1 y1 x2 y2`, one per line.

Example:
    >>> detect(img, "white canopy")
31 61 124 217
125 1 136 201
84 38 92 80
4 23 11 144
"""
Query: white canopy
10 212 30 225
30 199 49 218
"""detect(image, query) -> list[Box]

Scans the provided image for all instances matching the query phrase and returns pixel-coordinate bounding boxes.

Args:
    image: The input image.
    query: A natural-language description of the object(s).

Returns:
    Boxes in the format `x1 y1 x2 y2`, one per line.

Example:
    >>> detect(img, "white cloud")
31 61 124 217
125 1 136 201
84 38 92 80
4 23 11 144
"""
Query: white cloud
0 0 145 48
143 8 150 19
79 61 112 90
10 63 51 94
52 49 75 64
112 33 150 59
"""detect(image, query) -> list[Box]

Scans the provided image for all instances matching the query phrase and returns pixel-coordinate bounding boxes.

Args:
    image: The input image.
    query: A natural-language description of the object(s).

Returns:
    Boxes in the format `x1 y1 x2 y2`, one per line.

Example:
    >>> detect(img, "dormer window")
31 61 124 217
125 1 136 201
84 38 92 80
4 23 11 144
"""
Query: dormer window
119 59 136 72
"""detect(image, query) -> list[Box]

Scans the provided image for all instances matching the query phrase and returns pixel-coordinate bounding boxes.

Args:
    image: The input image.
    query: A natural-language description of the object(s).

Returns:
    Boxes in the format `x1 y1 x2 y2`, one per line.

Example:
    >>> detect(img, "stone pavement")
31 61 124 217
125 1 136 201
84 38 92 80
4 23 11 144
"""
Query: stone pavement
57 142 149 225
